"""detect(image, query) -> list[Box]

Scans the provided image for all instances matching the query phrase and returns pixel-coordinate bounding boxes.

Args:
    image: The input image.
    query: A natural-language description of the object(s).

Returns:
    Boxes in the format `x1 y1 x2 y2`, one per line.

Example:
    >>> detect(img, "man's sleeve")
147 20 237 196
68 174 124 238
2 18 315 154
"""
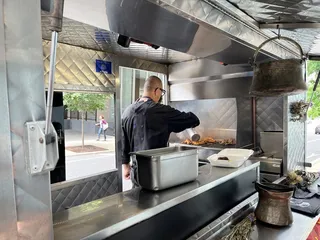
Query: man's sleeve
121 122 131 164
161 105 200 133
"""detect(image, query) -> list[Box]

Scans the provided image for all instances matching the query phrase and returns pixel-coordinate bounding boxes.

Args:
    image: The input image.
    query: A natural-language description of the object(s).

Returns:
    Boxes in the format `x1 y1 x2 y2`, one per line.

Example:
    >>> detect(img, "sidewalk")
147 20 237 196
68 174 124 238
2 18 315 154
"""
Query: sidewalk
65 130 115 156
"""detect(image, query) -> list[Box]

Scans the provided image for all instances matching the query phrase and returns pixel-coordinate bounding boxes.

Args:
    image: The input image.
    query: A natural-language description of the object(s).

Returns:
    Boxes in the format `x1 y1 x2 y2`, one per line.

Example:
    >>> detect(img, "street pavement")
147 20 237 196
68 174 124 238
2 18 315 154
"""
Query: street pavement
64 130 132 191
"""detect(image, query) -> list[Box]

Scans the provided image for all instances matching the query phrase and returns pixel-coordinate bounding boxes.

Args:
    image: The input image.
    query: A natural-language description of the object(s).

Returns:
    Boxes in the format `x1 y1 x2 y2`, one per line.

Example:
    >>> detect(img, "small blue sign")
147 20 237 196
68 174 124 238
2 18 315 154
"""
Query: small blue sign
96 60 112 74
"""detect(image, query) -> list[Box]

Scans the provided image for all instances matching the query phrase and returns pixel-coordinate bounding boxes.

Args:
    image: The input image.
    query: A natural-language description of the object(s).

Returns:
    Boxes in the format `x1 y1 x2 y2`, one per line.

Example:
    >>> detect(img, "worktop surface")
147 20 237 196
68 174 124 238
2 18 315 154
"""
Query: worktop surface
53 161 259 240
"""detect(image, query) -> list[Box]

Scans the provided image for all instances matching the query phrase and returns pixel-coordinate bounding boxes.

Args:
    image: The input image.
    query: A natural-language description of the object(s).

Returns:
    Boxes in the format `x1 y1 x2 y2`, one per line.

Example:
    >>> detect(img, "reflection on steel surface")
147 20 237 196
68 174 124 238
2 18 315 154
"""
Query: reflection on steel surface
150 0 299 59
0 1 18 238
53 162 259 240
170 99 237 141
41 13 196 64
4 0 53 238
285 94 306 172
227 0 320 56
51 170 119 213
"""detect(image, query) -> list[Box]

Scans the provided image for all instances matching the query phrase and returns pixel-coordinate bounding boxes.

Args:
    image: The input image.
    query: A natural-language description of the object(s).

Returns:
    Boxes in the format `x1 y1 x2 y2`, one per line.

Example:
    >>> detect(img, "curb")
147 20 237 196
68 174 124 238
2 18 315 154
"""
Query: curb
66 150 115 157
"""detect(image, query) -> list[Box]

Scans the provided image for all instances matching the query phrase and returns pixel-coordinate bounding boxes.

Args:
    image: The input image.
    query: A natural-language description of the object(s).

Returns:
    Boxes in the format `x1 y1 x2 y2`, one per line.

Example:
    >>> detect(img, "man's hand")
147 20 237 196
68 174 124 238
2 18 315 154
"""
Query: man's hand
123 164 131 180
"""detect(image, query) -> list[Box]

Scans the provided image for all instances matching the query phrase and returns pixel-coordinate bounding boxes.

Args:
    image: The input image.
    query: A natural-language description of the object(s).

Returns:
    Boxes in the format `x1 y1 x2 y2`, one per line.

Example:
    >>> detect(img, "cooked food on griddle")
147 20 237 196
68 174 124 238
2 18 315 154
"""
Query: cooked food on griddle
182 137 235 146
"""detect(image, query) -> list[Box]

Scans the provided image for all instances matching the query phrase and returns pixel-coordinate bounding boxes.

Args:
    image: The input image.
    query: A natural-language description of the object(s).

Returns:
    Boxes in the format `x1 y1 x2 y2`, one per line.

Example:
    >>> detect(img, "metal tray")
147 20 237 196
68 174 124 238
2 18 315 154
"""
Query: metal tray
132 146 198 191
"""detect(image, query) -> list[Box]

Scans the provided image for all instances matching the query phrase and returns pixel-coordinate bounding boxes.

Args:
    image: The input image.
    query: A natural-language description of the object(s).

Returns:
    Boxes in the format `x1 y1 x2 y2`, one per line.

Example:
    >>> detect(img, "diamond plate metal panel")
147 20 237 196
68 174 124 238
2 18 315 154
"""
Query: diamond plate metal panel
256 97 283 132
256 97 283 146
236 97 253 147
41 13 196 64
51 170 119 213
170 99 237 141
43 40 115 92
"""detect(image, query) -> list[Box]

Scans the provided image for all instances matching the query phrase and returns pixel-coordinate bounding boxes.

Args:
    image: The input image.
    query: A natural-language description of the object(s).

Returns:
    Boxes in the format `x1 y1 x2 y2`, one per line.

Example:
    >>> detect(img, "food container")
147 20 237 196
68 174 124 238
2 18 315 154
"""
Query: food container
208 148 254 168
132 146 198 191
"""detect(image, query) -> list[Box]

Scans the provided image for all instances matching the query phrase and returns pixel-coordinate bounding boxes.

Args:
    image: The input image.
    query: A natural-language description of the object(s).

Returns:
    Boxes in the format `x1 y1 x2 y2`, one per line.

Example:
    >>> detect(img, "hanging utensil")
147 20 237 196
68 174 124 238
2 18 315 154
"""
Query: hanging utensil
250 36 307 96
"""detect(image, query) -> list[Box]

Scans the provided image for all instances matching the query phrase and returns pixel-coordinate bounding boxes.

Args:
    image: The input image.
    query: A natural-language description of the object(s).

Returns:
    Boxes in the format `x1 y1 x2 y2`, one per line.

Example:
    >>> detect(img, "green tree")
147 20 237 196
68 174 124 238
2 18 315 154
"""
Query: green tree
307 61 320 119
64 93 109 148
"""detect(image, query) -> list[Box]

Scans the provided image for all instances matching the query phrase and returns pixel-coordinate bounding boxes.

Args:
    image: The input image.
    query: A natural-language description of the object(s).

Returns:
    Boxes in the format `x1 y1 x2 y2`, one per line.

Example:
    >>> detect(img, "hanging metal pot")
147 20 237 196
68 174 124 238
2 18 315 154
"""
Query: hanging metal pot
250 36 307 96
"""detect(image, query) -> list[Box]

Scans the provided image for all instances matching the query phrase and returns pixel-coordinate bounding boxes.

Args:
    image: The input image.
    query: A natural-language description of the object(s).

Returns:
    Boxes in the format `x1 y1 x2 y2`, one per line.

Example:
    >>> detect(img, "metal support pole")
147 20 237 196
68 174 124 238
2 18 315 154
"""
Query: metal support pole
45 0 64 134
45 31 58 134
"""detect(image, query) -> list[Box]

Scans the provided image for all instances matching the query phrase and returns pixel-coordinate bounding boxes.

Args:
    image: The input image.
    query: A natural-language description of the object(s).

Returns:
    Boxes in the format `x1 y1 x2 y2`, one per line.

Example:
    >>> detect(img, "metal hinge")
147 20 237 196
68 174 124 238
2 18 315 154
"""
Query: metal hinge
25 121 59 175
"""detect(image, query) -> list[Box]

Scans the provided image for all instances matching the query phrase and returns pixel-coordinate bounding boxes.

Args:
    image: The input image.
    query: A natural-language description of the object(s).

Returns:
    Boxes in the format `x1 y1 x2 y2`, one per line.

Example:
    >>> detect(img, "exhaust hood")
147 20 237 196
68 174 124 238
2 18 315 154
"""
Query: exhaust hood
105 0 272 64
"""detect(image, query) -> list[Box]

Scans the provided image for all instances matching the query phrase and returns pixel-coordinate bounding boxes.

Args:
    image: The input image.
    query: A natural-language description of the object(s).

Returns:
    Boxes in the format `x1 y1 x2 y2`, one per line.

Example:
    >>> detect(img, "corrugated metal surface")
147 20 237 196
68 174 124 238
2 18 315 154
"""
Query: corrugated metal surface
41 13 196 64
227 0 320 55
51 170 119 213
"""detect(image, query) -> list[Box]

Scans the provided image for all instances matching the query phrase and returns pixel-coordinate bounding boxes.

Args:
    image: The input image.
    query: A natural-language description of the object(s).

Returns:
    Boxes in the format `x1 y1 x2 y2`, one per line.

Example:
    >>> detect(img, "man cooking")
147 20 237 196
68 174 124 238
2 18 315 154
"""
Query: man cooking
121 76 200 187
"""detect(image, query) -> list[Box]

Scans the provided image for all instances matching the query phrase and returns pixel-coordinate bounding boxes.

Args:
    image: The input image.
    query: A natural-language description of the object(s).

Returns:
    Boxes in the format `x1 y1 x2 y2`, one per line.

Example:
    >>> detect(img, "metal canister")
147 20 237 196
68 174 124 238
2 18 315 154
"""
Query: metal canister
185 128 200 142
255 182 294 226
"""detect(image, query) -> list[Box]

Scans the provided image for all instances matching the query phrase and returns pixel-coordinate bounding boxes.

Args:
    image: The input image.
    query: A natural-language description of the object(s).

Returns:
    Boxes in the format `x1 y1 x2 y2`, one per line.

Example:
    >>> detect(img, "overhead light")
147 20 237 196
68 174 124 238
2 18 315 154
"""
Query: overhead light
117 34 160 49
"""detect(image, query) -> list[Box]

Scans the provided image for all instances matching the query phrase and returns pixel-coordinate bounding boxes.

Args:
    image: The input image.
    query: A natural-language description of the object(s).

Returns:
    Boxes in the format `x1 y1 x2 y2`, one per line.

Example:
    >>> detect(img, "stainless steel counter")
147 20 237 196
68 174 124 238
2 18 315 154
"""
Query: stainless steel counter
189 193 319 240
53 161 260 240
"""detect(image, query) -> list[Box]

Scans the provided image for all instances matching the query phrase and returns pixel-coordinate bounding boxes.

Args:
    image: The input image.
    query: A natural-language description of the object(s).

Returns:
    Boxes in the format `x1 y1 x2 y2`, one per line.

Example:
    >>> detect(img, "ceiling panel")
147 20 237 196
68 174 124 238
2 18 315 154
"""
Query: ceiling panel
41 13 197 64
226 0 320 56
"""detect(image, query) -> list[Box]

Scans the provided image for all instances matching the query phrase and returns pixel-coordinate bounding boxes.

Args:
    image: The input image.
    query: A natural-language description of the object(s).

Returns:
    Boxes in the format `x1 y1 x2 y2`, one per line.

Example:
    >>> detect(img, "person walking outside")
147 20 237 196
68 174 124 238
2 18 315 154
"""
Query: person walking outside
96 115 108 141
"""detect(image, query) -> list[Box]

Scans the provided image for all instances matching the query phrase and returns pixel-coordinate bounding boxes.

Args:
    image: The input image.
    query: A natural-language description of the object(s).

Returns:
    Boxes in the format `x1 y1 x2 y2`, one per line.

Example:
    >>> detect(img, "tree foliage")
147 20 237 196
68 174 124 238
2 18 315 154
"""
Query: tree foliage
63 93 111 147
307 61 320 119
63 93 107 113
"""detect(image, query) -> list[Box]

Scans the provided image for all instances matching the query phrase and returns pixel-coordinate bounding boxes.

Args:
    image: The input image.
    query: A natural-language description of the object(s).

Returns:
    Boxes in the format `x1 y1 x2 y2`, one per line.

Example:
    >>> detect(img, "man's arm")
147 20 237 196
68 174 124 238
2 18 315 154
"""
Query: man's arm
121 123 131 179
161 105 200 133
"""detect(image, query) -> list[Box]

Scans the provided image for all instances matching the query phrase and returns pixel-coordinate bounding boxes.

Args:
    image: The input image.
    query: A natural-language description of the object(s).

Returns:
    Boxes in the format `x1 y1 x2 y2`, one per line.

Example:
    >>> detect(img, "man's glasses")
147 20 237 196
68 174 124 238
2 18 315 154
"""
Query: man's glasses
155 88 166 96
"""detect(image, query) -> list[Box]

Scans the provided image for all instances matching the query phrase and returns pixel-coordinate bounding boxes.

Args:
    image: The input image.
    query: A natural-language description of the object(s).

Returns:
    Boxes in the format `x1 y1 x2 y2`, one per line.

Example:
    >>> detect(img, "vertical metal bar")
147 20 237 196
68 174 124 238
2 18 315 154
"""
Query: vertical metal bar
0 0 18 237
4 0 53 238
115 73 123 192
256 165 260 182
45 31 58 134
252 97 257 149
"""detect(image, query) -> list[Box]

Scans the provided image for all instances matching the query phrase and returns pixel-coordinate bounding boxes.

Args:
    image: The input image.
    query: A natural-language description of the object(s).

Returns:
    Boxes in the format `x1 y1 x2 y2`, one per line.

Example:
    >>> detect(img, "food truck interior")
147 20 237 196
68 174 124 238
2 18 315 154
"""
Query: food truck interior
2 0 320 239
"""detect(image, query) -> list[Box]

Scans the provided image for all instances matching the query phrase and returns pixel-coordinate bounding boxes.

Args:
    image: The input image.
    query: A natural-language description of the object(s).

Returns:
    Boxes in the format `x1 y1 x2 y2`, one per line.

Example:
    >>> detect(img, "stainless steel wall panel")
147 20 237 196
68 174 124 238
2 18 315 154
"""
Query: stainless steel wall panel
256 97 283 146
283 94 306 173
236 98 253 147
4 0 53 238
170 77 252 101
256 97 283 133
0 0 18 237
170 99 237 142
51 170 119 213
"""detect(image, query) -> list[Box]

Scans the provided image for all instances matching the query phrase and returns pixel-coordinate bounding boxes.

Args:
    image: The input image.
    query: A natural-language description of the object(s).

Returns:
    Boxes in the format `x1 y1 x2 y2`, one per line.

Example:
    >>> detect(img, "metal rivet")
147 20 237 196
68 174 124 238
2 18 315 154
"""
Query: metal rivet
39 138 44 144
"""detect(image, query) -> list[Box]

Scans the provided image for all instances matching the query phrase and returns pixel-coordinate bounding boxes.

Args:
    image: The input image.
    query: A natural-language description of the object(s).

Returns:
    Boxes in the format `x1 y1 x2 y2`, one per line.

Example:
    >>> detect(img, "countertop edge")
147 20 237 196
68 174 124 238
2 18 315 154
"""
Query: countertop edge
84 162 260 240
